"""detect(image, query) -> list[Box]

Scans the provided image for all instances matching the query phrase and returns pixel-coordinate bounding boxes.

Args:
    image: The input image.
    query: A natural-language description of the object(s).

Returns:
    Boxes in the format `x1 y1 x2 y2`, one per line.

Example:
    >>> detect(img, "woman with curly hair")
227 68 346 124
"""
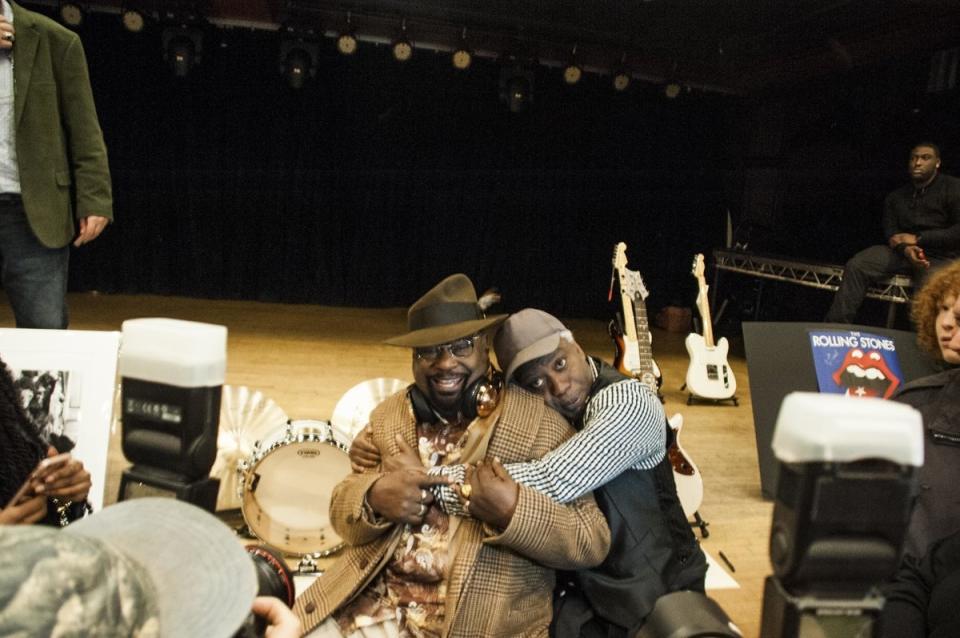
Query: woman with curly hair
882 261 960 636
887 260 960 560
910 260 960 367
0 355 91 526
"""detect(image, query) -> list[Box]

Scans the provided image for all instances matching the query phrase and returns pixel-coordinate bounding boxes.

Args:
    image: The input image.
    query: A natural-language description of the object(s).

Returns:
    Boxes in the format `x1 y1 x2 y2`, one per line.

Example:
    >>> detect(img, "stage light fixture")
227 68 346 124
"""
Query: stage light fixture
279 34 319 89
612 69 631 92
121 7 146 33
59 2 85 27
336 12 357 56
499 65 534 113
451 28 472 70
337 31 357 55
391 19 412 62
664 82 682 99
162 26 202 78
562 44 582 85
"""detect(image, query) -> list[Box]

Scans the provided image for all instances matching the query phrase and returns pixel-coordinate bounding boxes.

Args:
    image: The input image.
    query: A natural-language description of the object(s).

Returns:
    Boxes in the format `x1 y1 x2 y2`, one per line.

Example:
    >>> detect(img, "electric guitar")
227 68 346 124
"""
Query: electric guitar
685 254 737 401
610 242 704 520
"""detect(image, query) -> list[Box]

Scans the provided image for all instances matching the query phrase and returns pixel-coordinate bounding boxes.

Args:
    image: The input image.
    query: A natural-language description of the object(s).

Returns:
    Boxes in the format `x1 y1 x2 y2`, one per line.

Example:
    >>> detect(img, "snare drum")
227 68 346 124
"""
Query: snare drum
238 420 352 556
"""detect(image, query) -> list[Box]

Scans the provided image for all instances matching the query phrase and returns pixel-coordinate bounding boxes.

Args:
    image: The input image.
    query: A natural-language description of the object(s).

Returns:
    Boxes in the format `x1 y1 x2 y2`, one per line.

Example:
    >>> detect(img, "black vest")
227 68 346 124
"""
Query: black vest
554 359 707 637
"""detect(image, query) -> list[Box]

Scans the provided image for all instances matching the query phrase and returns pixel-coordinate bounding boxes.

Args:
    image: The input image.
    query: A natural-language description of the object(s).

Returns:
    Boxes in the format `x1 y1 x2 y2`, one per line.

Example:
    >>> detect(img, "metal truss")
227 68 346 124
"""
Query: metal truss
712 249 912 304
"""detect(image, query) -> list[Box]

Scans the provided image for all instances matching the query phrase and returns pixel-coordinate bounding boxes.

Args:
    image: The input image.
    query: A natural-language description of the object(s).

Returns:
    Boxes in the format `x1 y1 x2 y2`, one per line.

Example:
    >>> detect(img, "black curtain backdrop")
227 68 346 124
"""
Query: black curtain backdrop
62 11 731 319
55 9 960 322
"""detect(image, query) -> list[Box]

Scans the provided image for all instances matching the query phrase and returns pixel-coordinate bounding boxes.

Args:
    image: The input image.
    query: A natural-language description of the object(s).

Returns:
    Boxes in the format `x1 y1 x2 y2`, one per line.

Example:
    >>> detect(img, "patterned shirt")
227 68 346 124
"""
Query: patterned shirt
335 418 471 638
433 358 666 512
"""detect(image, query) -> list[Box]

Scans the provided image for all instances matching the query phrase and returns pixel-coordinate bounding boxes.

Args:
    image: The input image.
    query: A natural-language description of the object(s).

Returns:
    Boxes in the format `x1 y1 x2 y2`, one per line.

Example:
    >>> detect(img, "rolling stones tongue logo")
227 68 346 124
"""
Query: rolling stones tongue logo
831 349 901 399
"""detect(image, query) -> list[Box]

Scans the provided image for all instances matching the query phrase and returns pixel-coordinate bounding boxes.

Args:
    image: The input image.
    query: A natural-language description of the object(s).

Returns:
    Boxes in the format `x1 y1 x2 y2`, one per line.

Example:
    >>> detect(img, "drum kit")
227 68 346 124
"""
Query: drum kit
217 378 408 569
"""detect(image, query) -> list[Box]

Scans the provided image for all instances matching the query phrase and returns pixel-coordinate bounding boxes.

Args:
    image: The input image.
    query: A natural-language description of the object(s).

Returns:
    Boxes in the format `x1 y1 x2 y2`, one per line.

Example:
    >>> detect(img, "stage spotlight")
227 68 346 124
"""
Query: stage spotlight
451 28 472 70
279 36 318 89
162 26 202 78
665 82 682 99
391 19 412 62
336 12 357 56
612 69 631 92
59 1 84 27
499 66 534 113
562 45 582 85
391 37 412 62
563 62 583 85
336 31 357 55
121 7 146 33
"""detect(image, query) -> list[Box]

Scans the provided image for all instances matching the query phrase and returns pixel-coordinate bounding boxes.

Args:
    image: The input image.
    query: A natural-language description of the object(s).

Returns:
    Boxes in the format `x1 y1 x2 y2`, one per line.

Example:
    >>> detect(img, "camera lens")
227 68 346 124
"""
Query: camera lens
244 544 295 607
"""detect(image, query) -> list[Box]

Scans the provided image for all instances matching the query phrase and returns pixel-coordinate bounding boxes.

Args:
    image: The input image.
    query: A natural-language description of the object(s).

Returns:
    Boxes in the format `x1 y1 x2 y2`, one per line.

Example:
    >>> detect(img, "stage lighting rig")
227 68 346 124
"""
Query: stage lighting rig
451 28 472 71
391 19 412 63
499 64 534 113
336 12 357 56
121 4 147 33
58 1 85 27
562 45 582 85
279 28 319 89
162 25 203 78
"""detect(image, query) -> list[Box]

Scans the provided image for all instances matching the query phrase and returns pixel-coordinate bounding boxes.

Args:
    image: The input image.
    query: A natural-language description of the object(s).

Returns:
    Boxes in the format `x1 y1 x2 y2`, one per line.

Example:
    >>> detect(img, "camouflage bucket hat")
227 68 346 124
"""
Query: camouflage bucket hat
0 498 257 638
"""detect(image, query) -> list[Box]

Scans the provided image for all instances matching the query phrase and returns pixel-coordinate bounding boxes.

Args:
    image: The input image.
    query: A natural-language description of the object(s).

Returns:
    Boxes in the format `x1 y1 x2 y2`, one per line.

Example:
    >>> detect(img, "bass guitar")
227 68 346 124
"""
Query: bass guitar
684 254 737 403
610 243 706 528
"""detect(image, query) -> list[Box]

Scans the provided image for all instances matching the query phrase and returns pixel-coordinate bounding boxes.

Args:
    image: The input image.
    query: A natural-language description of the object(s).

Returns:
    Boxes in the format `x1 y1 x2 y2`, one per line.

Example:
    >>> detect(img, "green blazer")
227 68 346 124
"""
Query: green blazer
11 2 112 248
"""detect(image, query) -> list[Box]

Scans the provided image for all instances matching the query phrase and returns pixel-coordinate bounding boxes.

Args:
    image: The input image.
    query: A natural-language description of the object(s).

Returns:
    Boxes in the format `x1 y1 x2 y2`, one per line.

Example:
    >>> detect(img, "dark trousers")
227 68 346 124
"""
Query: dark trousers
824 244 945 324
0 195 69 329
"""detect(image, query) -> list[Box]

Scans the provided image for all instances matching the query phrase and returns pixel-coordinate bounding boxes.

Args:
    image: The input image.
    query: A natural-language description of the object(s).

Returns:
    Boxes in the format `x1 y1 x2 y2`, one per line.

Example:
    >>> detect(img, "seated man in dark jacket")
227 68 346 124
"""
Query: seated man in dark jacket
826 142 960 324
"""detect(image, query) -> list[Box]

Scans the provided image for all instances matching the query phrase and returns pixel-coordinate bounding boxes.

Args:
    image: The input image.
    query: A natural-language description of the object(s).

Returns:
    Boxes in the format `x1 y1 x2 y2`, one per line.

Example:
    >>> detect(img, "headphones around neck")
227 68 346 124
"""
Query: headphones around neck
408 370 503 423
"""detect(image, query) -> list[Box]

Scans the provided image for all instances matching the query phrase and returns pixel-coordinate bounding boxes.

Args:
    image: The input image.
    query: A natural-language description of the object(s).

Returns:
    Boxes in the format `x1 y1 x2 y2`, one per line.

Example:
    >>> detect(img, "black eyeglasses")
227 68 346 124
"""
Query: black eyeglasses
415 335 480 362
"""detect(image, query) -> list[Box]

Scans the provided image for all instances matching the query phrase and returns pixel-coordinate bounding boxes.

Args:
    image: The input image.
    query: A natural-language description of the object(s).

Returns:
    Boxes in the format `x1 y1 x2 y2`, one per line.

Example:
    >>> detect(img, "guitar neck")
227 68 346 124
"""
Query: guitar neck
619 288 655 376
696 280 715 348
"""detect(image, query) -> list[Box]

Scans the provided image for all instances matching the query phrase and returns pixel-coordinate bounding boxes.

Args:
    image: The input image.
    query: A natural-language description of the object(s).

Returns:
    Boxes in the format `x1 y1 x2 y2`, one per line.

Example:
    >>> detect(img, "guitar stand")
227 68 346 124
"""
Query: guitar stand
690 511 710 538
680 384 739 407
686 394 739 407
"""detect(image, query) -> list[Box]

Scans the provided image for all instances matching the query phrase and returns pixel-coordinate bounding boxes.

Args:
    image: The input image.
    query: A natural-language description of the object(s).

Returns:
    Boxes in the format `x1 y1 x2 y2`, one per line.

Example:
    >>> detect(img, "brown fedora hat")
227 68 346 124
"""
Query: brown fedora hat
384 274 507 348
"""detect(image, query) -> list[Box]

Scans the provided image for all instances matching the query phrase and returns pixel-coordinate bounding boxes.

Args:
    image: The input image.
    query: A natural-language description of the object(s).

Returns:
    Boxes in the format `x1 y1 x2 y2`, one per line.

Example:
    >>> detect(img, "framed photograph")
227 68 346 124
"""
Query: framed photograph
0 328 120 511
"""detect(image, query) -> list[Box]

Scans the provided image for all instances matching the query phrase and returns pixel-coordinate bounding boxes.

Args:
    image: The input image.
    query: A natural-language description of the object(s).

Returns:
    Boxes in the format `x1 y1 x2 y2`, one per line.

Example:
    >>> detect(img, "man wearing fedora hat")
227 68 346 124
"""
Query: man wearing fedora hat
353 307 707 637
294 275 610 638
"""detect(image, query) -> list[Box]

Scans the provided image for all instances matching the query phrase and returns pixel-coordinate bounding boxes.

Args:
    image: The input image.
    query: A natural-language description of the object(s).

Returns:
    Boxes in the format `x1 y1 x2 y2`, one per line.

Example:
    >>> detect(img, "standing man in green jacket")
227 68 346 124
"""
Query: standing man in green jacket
0 1 112 329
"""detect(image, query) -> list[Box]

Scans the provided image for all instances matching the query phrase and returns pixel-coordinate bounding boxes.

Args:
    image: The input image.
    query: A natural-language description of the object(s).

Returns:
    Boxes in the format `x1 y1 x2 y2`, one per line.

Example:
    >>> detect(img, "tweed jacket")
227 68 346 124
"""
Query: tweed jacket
10 2 112 248
294 386 611 637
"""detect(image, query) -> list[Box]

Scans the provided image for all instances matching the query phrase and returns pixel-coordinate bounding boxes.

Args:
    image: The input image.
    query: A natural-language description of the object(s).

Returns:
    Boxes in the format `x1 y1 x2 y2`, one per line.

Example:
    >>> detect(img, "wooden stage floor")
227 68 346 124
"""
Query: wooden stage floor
0 292 773 637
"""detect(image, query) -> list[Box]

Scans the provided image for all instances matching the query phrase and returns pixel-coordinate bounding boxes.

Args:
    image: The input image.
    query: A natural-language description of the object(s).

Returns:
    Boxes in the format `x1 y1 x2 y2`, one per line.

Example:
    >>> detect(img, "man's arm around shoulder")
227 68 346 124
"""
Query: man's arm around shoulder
483 405 610 569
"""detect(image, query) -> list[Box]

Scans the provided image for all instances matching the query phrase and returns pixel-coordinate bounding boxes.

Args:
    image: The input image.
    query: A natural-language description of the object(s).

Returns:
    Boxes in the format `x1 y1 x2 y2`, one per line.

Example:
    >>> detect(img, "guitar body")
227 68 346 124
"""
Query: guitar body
684 333 737 400
667 413 704 518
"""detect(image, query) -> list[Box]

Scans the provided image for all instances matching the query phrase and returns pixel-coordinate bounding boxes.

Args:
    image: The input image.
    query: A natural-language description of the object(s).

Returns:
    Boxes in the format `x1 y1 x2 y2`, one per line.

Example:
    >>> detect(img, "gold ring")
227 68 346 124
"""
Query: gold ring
460 483 472 499
418 503 427 517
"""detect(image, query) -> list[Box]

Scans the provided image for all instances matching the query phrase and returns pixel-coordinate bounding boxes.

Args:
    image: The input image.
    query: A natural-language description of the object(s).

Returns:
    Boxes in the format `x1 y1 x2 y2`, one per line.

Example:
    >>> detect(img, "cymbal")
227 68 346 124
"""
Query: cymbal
331 377 408 442
213 385 289 510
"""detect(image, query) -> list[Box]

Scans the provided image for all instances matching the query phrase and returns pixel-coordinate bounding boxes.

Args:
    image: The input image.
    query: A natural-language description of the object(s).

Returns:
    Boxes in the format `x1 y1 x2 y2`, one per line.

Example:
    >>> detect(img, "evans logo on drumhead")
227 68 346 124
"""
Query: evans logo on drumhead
297 448 322 458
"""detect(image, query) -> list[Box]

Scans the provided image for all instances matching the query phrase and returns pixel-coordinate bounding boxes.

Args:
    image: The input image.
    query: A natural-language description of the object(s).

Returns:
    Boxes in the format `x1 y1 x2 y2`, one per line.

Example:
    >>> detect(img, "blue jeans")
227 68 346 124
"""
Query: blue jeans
0 196 69 329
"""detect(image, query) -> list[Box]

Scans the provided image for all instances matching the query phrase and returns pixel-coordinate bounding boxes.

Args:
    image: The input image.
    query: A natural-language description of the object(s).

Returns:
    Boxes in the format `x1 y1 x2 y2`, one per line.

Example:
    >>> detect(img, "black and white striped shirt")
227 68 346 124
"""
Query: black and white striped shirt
433 360 667 512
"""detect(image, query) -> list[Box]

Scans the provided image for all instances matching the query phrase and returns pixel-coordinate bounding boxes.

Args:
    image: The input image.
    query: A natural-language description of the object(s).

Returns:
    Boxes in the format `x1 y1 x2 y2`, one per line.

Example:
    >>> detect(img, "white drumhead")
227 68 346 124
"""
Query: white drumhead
240 427 351 556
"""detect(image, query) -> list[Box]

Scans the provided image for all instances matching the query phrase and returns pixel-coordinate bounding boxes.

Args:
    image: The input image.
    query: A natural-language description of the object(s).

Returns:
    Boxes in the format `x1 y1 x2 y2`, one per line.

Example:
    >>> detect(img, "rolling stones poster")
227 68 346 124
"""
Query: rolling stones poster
808 330 903 399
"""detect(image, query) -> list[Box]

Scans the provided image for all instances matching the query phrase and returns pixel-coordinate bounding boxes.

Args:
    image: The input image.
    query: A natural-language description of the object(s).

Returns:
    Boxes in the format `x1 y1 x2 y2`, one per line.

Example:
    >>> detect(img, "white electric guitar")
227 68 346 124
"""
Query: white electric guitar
685 254 737 403
611 243 705 525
